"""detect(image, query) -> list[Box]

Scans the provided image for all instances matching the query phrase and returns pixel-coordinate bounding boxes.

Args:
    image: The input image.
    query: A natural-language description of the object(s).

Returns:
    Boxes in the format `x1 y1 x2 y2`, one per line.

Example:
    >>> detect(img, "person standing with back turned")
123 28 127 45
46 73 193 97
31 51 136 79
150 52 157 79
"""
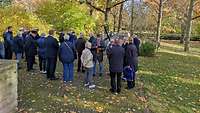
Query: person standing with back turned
107 38 125 94
46 30 59 80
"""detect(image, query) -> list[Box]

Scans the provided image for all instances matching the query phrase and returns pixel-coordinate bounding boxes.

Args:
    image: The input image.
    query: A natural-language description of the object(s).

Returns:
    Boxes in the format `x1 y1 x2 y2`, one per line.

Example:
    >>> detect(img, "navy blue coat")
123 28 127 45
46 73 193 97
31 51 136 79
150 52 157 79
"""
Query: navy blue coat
123 66 135 81
37 36 46 58
69 34 77 45
45 35 59 58
107 45 125 72
3 31 13 50
125 43 138 72
13 35 24 53
24 34 37 57
59 40 75 64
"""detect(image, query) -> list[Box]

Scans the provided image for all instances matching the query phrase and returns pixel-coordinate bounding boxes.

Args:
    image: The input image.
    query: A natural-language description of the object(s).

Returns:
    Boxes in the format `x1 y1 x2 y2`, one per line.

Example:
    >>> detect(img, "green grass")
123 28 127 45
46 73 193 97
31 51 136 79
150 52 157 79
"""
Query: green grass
18 41 200 113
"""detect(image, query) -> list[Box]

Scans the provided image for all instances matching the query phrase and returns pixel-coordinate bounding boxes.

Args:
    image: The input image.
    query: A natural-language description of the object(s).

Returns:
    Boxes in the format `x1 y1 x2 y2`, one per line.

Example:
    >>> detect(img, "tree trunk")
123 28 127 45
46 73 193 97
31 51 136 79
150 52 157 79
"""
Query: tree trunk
130 0 134 36
180 23 185 44
156 0 163 48
117 3 124 33
113 14 117 32
104 0 111 40
184 0 195 52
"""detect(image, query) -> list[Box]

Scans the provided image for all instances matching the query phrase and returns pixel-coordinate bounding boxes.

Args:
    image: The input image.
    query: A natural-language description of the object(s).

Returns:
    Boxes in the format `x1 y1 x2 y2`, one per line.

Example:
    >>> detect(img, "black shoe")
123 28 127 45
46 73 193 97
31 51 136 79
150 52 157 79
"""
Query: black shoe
109 88 116 93
117 89 121 94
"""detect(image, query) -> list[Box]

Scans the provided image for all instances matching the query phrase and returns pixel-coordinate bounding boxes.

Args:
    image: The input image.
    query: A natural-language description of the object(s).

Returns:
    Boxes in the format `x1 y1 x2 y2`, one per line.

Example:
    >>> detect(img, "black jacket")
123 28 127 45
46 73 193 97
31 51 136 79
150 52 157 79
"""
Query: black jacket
125 43 138 72
75 37 86 53
24 34 37 57
45 35 59 58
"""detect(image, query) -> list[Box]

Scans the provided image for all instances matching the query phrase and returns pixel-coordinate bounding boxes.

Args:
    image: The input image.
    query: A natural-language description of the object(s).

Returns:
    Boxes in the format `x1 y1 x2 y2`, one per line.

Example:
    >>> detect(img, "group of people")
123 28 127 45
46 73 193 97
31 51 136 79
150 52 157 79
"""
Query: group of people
0 26 140 94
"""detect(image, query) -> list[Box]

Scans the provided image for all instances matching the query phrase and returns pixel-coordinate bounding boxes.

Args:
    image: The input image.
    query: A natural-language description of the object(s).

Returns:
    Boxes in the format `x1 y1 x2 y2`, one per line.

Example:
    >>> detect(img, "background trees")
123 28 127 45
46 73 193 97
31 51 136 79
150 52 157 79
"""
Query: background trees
0 0 200 51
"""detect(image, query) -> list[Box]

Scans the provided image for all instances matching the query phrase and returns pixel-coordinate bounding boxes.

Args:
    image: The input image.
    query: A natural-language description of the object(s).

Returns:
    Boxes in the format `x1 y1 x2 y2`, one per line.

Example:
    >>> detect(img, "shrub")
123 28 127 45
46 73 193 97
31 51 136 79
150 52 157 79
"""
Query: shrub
140 41 156 57
160 34 181 40
160 34 200 41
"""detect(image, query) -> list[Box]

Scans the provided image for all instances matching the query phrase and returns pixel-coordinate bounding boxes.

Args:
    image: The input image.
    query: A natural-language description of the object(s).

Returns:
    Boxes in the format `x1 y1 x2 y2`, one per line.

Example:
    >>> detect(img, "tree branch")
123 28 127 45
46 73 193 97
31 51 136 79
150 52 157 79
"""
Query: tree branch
85 0 105 13
192 15 200 20
108 0 129 9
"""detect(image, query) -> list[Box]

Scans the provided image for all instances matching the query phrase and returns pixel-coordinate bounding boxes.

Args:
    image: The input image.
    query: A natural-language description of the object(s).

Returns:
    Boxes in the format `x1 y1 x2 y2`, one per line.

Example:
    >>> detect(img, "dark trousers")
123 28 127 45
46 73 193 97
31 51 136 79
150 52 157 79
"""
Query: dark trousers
27 56 34 71
110 72 122 93
77 52 84 72
5 48 12 59
46 57 57 79
39 55 46 71
127 80 135 89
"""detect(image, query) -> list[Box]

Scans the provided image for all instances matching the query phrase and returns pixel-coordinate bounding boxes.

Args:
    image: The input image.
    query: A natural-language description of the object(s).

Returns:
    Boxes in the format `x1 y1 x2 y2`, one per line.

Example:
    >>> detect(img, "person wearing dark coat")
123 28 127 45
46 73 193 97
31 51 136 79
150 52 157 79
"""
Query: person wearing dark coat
107 38 125 94
124 38 138 89
24 31 37 71
75 32 86 72
45 30 59 80
123 66 136 89
37 33 47 73
33 29 40 64
3 26 13 59
59 34 76 83
69 31 77 46
96 34 106 76
22 29 30 59
133 35 140 56
0 41 5 59
88 33 97 76
58 32 65 43
13 31 24 68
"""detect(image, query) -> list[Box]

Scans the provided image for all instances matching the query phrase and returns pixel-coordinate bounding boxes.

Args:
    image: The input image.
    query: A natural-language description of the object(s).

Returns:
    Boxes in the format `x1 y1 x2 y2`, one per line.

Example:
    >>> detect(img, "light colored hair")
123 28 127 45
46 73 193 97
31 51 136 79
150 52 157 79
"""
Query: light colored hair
85 41 91 49
64 34 70 40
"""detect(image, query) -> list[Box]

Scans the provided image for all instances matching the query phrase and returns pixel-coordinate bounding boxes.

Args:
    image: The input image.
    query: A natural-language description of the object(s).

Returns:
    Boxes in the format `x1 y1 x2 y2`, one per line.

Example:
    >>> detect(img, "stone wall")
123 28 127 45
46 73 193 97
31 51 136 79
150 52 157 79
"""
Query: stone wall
0 60 17 113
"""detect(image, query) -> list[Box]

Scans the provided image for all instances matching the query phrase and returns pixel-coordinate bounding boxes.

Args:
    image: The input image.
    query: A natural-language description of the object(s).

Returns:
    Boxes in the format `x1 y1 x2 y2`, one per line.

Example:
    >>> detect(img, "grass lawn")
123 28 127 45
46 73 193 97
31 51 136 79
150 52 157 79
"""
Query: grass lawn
18 40 200 113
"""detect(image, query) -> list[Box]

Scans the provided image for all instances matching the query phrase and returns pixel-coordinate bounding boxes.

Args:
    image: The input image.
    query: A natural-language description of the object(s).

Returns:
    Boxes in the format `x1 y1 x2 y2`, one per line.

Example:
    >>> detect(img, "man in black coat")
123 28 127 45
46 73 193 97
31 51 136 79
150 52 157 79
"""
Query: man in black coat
75 32 86 72
124 38 138 89
133 35 140 56
45 30 59 80
3 26 13 59
24 30 37 71
107 38 125 94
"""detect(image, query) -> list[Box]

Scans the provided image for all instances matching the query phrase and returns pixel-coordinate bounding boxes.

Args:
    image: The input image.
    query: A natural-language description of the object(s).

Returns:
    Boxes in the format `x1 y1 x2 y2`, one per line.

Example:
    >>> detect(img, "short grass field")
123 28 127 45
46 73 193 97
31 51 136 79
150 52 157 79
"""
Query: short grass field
17 40 200 113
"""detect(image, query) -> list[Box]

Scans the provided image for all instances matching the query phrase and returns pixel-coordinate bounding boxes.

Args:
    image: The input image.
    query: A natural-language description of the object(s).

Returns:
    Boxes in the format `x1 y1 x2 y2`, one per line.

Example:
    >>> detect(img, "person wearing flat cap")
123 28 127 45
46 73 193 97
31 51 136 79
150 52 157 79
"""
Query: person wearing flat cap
24 30 38 71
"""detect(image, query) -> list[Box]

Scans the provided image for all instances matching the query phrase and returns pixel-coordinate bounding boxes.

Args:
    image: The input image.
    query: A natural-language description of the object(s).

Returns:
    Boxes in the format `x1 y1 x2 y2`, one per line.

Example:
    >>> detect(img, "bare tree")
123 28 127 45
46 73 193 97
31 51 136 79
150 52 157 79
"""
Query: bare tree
184 0 195 52
117 3 124 33
130 0 134 36
85 0 129 40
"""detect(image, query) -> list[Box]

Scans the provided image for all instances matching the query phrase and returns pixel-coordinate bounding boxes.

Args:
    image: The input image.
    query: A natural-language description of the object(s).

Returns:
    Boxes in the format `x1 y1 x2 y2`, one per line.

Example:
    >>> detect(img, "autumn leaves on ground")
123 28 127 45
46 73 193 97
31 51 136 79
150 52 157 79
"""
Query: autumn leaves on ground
18 41 200 113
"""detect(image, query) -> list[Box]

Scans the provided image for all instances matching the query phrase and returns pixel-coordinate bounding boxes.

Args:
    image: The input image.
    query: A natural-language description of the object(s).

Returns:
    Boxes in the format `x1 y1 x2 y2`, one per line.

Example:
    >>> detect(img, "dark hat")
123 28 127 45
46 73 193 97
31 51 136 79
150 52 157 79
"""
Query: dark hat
30 30 37 34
